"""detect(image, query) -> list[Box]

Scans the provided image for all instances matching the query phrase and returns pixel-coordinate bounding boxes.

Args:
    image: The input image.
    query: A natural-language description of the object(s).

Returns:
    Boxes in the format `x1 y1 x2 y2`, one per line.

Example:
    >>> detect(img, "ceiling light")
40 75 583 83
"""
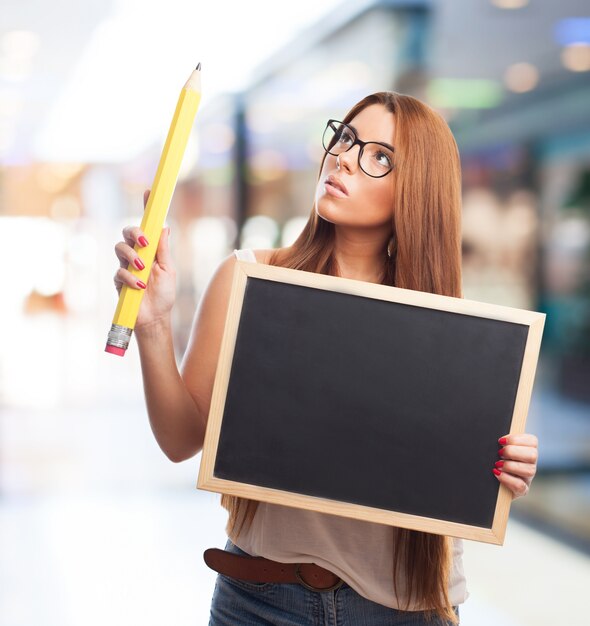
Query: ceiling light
561 43 590 72
490 0 529 9
504 62 539 93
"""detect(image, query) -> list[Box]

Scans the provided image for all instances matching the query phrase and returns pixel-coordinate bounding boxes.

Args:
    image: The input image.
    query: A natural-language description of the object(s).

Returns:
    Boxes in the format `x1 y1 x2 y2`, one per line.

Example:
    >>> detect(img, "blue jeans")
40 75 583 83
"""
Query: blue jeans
208 539 460 625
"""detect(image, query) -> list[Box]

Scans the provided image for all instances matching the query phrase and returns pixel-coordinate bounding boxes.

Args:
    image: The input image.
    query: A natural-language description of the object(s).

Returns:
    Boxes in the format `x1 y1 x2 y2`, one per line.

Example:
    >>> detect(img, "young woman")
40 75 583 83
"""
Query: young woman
113 92 539 625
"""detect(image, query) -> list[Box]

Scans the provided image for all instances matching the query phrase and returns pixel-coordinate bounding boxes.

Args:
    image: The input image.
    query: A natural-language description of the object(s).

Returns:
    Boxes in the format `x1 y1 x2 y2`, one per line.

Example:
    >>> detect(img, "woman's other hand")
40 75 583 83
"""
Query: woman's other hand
493 433 539 499
113 189 176 330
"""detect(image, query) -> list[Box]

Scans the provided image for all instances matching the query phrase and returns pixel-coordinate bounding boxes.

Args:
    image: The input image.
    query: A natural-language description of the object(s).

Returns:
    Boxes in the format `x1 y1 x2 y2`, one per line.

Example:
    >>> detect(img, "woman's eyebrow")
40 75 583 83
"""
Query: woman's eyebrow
348 123 395 152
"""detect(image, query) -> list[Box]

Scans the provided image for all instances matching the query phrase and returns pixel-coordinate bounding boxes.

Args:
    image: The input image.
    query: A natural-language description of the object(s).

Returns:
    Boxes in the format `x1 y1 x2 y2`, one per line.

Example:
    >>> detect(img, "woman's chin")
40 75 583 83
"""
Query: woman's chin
315 202 337 224
316 195 343 218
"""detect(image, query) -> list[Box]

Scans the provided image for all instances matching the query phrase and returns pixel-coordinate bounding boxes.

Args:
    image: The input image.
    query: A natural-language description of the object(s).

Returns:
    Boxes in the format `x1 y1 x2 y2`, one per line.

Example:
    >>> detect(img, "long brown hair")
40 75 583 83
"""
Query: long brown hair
221 91 463 624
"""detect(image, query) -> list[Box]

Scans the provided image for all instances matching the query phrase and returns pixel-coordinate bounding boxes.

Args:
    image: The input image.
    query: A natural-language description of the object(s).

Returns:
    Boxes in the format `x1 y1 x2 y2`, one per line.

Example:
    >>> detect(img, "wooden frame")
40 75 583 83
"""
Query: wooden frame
197 261 545 545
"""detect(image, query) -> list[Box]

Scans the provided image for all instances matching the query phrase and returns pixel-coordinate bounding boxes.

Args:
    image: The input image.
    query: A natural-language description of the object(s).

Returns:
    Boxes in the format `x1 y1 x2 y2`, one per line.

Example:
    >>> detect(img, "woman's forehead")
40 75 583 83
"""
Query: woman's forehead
349 104 395 142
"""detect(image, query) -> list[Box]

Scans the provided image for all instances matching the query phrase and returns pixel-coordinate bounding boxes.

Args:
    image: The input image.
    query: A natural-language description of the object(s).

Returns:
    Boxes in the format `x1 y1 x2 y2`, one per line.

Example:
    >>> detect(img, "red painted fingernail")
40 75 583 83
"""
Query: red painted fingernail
498 448 505 456
493 468 502 476
495 460 505 468
138 236 149 247
134 258 145 270
498 437 508 445
136 280 146 289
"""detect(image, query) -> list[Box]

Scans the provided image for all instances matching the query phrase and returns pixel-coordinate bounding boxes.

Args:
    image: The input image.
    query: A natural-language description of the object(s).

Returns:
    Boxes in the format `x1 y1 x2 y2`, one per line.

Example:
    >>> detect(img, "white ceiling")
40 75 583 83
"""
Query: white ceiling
0 0 344 164
0 0 588 165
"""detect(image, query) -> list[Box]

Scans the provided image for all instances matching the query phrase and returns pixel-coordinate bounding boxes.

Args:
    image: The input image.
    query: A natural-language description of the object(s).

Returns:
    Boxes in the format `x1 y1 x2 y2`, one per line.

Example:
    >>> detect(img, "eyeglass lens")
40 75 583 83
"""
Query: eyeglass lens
322 121 394 177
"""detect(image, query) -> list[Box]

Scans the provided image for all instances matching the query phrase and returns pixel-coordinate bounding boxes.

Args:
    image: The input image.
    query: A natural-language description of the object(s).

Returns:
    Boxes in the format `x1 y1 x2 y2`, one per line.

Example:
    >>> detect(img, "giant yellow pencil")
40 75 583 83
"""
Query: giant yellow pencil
105 63 202 357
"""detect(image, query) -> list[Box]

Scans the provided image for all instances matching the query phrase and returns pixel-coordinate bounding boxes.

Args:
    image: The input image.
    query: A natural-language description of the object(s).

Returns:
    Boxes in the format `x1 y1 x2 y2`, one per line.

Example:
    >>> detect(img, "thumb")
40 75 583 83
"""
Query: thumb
155 226 173 267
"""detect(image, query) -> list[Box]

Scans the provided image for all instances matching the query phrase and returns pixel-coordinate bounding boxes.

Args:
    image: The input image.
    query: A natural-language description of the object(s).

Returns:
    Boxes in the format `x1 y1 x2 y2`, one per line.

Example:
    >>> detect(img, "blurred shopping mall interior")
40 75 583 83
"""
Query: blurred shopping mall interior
1 1 590 625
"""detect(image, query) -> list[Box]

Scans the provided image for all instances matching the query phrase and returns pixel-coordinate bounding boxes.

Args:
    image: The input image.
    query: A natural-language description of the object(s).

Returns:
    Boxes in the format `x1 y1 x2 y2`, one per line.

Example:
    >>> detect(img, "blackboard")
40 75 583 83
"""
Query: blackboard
197 261 545 544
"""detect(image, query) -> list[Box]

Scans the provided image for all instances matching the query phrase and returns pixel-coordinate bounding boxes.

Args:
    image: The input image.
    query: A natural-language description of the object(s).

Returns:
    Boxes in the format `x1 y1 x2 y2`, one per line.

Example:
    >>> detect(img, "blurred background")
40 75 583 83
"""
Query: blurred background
1 0 589 624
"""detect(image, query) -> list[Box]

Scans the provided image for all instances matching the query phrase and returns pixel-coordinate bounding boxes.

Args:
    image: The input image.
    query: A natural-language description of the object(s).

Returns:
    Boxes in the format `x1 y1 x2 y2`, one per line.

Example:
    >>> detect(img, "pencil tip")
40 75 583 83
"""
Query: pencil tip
196 62 201 71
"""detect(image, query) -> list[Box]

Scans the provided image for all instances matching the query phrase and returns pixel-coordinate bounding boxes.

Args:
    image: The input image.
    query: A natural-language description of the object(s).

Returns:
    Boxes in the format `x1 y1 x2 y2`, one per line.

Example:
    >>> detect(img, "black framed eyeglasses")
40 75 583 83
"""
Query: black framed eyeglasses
322 119 395 178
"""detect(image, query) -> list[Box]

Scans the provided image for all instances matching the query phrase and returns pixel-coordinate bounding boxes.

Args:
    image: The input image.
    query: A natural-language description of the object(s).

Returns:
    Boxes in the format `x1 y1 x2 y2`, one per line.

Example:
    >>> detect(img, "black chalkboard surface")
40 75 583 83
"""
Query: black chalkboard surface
197 261 545 544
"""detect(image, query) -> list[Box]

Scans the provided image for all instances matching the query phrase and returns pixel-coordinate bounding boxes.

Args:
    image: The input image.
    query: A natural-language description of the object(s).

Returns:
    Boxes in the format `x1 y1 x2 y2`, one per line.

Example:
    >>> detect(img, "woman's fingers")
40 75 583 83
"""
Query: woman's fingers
115 239 147 270
116 189 152 266
112 190 153 296
495 467 531 499
497 432 538 463
117 205 150 269
498 444 538 464
499 433 538 448
113 266 147 294
121 224 149 249
495 432 538 500
496 459 537 480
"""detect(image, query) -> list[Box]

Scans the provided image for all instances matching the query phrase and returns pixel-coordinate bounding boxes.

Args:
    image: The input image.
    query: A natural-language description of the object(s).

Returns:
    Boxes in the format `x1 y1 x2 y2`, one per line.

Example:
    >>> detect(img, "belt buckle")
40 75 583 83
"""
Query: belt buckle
295 563 344 592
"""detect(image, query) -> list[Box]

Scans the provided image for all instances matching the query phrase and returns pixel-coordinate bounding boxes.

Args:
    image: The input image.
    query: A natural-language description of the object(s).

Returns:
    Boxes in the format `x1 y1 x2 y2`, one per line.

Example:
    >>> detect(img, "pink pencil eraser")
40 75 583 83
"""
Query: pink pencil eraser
105 344 126 357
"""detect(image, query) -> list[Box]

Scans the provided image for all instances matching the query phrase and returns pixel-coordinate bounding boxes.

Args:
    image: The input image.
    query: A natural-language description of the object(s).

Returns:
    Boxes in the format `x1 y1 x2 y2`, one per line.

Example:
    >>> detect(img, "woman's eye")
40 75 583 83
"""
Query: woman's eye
375 151 392 166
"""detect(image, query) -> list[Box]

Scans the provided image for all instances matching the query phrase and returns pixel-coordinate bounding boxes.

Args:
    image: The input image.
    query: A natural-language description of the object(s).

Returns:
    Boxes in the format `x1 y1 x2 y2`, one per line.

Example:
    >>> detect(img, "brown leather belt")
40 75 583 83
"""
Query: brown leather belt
203 548 345 592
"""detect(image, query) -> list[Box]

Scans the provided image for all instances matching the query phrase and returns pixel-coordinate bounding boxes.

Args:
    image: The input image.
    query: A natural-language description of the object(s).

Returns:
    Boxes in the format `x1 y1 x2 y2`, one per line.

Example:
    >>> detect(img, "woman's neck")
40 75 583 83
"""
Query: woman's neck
332 231 389 283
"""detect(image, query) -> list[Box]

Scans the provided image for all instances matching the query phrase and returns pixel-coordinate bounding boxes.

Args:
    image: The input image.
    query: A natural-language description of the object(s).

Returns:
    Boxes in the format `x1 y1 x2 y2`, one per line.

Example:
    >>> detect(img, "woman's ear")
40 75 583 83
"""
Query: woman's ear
387 235 394 258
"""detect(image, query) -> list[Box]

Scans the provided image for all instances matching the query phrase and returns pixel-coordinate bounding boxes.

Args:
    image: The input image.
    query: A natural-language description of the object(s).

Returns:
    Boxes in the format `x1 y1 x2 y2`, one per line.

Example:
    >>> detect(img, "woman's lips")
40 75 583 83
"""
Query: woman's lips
324 181 348 198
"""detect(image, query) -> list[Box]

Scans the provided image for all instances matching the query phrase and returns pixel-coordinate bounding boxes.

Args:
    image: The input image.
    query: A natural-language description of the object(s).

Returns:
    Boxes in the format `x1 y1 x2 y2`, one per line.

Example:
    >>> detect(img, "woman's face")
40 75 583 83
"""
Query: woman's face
314 104 396 231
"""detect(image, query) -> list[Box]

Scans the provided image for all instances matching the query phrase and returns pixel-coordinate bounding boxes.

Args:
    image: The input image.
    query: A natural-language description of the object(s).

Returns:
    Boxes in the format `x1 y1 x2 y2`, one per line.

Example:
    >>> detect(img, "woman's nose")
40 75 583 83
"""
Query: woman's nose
336 145 360 173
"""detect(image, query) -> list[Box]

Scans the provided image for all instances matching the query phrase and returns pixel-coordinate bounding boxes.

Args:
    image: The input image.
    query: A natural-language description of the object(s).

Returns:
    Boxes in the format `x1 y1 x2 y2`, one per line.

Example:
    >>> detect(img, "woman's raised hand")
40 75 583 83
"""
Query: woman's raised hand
113 189 176 330
493 433 539 499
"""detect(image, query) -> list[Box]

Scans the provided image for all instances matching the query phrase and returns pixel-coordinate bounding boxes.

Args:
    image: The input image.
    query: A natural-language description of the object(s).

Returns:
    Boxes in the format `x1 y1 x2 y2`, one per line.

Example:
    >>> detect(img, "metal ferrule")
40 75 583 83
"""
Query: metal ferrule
107 324 133 350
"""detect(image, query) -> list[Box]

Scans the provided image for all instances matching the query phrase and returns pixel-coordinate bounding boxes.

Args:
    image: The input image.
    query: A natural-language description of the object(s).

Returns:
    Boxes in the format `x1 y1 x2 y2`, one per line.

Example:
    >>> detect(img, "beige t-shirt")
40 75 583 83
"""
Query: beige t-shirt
230 248 471 610
232 501 469 610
